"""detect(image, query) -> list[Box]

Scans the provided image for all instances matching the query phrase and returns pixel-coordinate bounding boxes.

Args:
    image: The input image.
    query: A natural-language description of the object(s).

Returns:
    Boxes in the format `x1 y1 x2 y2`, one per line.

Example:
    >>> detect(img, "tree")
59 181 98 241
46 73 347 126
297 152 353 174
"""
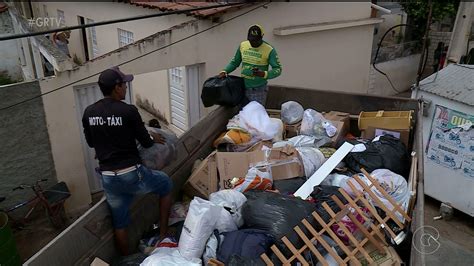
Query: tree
401 0 459 41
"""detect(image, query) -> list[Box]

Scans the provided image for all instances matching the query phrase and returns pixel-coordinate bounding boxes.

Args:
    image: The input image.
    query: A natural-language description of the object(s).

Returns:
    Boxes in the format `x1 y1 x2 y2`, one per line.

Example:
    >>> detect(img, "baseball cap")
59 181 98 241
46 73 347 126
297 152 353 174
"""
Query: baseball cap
248 24 264 40
98 66 134 88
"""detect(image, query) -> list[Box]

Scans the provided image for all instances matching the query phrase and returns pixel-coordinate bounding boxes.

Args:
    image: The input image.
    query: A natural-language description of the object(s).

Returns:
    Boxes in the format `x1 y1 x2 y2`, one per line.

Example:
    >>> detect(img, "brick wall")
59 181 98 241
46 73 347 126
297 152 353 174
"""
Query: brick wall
0 81 57 208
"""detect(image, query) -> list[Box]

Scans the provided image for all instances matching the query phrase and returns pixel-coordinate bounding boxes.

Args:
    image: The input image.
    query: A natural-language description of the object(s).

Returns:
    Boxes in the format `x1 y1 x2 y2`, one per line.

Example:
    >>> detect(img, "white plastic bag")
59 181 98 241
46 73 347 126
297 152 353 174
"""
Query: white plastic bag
202 234 218 266
271 118 284 142
178 197 221 260
232 166 273 193
141 247 201 266
295 147 326 177
300 109 337 138
341 169 410 222
138 127 178 170
281 101 304 124
209 190 247 228
238 101 280 140
321 173 351 187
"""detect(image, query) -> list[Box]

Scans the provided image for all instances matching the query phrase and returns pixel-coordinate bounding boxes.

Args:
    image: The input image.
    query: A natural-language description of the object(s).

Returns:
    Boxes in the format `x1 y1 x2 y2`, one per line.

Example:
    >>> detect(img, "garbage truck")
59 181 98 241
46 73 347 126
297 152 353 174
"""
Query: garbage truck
25 86 425 265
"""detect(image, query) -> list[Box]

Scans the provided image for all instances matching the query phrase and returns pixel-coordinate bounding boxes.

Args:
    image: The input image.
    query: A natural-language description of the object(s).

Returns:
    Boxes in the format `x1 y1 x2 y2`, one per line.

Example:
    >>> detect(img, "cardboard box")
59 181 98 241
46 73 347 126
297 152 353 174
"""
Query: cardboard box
184 151 218 199
353 244 402 266
246 140 273 152
323 111 350 122
216 147 304 190
284 121 301 138
322 111 350 147
362 127 410 147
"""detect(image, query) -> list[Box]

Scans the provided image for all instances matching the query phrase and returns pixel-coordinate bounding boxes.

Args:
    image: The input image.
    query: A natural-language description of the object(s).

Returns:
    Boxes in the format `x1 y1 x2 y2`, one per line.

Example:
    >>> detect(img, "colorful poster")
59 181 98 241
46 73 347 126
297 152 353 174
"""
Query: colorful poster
427 105 474 175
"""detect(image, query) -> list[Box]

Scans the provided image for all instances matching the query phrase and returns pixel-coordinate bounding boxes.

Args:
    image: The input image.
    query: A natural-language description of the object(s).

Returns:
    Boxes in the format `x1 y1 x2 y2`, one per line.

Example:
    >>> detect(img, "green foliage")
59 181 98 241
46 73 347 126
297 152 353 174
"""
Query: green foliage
401 0 459 40
402 0 458 23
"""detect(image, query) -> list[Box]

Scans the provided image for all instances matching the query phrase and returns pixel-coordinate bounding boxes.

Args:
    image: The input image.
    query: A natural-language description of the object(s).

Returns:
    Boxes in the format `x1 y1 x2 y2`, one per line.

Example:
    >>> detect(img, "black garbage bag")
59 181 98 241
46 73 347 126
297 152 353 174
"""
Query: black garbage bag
344 135 410 178
311 185 348 224
227 255 266 266
217 229 274 264
201 75 246 107
273 177 307 195
242 191 316 262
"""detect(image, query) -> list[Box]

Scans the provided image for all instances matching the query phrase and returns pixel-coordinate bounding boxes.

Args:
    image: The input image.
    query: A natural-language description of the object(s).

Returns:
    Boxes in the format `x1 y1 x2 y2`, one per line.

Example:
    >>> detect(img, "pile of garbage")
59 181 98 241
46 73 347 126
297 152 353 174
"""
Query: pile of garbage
134 101 414 266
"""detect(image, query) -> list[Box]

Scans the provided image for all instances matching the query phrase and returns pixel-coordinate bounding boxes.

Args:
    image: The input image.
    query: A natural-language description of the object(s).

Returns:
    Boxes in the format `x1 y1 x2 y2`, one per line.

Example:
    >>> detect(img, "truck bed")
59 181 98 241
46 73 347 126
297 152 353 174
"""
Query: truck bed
25 86 424 266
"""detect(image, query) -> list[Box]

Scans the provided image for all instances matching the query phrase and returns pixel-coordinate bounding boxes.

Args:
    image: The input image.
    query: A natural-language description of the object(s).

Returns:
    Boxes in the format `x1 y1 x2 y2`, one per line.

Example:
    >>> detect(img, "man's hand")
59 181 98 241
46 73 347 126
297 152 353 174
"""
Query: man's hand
252 68 265 78
218 71 227 78
150 131 166 144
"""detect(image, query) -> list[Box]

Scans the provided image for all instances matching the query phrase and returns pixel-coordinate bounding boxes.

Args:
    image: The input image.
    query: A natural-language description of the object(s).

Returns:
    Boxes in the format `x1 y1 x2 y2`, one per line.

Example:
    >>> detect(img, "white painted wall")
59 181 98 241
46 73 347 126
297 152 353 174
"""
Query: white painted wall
414 91 474 216
0 13 22 81
39 2 378 210
33 2 193 63
369 54 421 96
133 70 171 123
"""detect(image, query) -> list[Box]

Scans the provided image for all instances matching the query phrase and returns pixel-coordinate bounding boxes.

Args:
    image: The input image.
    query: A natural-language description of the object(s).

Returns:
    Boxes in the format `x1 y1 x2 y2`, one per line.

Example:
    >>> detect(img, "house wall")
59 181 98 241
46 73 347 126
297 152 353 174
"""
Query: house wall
0 12 22 81
34 2 193 62
0 81 57 209
368 54 421 96
39 2 378 210
133 70 171 123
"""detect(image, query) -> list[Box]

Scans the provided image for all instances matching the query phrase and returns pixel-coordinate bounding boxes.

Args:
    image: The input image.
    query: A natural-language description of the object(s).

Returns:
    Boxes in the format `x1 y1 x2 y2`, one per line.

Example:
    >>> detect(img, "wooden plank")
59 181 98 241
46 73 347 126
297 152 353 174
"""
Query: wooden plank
294 142 354 199
321 202 373 264
311 212 356 262
302 219 345 265
350 174 405 229
281 237 309 265
345 181 398 239
332 193 387 252
260 254 274 266
360 169 411 222
294 226 328 266
270 245 289 265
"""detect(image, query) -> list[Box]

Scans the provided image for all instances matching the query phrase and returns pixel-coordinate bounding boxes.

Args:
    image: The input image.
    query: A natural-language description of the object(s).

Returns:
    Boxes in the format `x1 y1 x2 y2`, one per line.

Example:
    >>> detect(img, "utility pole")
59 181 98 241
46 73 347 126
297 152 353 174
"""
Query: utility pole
415 0 434 88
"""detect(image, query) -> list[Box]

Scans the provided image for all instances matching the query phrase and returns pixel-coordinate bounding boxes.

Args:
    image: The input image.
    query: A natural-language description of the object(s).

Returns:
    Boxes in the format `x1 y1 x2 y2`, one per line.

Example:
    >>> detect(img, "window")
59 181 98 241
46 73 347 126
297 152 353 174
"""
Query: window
87 18 99 58
118 29 134 47
57 9 65 27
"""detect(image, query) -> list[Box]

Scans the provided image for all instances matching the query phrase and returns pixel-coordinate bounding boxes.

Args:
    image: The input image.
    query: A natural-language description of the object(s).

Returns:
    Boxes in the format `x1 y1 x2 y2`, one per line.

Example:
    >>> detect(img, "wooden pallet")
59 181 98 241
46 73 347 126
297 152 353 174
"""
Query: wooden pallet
260 169 410 266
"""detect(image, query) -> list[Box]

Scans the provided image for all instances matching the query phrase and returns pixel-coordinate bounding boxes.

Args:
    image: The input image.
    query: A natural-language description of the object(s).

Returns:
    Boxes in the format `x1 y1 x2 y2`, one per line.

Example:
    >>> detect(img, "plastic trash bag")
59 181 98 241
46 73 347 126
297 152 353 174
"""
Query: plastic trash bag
295 147 326 177
238 101 281 141
138 127 178 170
242 191 315 240
271 118 284 142
112 253 147 266
217 229 274 264
227 255 266 266
281 101 304 124
140 247 201 266
233 166 273 193
178 197 221 260
209 190 247 228
201 75 245 107
273 177 307 195
311 185 348 224
300 109 337 138
168 202 189 225
344 135 410 177
202 232 219 266
341 169 410 222
320 173 351 187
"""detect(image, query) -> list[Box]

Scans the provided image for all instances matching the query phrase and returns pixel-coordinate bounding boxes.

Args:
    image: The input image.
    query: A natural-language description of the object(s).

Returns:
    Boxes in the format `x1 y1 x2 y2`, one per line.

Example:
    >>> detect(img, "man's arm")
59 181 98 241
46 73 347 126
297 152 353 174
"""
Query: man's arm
131 106 154 148
264 48 282 79
82 114 94 148
222 46 242 74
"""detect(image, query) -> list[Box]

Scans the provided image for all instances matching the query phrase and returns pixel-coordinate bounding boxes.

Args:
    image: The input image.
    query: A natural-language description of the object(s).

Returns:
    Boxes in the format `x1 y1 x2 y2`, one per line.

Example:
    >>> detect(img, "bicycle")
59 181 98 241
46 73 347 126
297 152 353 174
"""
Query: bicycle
0 179 71 229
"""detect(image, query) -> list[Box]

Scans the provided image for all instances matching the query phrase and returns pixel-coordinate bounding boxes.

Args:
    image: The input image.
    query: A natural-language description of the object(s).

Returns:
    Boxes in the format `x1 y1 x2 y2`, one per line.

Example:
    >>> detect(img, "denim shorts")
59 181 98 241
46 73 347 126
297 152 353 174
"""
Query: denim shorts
245 84 268 106
101 165 172 229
